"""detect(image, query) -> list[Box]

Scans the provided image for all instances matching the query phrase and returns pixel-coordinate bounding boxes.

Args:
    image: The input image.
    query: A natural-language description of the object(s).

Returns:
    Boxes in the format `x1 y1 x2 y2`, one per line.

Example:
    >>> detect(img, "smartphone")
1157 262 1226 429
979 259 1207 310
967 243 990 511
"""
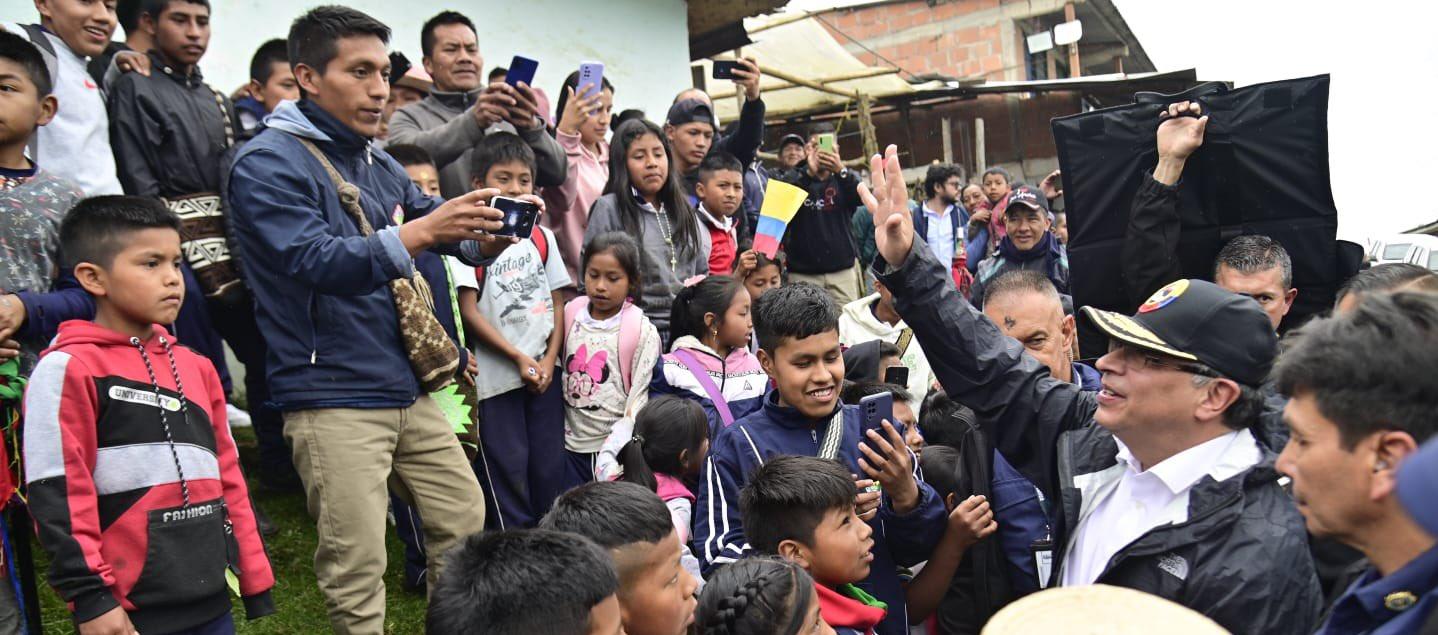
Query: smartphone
712 60 740 80
506 55 539 88
883 365 909 388
491 196 540 238
817 133 836 154
859 391 894 437
577 61 604 98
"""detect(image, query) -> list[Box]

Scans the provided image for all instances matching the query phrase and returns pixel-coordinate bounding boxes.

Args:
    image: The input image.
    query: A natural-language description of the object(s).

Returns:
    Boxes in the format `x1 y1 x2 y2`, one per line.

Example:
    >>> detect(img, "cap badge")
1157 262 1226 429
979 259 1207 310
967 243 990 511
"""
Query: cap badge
1140 280 1190 314
1385 591 1417 612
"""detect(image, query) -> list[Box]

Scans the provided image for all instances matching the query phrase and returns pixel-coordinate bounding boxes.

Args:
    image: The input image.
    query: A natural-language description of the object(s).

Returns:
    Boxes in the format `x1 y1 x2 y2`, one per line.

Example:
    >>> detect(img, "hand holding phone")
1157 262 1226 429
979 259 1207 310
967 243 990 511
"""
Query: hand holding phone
817 133 836 155
712 60 740 80
857 415 921 514
491 196 541 238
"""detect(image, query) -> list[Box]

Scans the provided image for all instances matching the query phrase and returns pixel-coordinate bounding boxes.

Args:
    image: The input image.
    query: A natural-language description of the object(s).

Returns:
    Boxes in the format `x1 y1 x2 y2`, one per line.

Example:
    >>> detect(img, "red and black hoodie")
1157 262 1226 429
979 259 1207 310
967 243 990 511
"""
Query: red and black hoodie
22 321 274 632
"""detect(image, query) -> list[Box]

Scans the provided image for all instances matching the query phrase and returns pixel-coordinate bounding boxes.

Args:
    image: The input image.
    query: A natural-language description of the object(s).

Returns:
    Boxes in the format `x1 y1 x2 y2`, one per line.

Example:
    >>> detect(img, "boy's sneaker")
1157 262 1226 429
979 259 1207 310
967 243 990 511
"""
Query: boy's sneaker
227 404 253 428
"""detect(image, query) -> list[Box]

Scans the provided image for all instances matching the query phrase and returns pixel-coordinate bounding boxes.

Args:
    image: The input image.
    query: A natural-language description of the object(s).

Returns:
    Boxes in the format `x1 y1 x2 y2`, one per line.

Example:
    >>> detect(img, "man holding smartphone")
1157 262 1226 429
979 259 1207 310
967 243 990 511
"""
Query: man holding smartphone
779 123 866 305
387 11 567 199
667 57 767 197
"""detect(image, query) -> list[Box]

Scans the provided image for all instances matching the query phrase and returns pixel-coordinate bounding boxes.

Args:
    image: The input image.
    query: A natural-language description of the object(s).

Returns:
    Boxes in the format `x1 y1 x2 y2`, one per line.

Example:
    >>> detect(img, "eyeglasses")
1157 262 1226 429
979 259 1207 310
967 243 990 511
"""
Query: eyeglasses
1108 342 1220 378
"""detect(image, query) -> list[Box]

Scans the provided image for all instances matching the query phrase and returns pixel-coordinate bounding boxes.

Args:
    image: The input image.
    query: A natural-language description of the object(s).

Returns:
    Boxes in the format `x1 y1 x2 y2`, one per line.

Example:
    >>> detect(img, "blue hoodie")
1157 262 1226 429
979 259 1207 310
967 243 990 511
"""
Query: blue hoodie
695 391 947 635
227 100 489 410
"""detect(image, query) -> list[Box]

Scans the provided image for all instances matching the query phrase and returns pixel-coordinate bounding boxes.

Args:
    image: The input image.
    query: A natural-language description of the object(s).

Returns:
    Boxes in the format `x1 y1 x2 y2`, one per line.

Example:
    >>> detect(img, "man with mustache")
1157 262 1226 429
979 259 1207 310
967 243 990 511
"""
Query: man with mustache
387 11 566 199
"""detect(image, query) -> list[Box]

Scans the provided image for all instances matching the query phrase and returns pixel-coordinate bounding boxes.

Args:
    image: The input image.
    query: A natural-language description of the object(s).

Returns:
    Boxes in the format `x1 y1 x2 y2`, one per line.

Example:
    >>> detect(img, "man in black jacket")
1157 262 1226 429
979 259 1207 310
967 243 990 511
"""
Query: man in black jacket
858 144 1321 634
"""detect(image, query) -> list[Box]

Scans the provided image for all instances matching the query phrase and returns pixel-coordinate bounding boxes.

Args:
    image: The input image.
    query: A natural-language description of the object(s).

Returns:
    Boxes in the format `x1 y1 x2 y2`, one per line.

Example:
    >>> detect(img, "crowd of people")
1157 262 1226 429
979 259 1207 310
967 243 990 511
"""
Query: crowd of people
0 1 1436 635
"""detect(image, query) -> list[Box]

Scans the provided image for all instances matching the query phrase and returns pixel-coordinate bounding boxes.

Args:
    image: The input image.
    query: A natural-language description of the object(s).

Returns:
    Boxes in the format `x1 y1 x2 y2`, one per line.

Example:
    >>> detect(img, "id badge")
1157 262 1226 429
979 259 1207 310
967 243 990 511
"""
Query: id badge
1031 538 1054 589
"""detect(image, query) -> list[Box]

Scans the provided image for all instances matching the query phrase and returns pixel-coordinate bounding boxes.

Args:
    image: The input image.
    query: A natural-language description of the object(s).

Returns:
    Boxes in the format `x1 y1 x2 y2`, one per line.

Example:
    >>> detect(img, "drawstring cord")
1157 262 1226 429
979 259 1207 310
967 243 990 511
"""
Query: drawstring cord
130 335 192 509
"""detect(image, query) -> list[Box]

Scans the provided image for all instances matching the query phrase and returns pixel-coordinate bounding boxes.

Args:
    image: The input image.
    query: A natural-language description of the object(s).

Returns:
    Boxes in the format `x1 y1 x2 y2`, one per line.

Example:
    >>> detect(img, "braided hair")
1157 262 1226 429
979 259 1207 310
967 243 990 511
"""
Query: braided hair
695 557 816 635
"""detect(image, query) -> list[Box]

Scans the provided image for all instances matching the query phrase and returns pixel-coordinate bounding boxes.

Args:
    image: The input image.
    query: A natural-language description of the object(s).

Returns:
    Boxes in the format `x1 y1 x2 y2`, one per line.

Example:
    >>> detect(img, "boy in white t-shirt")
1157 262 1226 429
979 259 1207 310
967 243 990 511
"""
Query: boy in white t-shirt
448 132 570 529
3 2 123 195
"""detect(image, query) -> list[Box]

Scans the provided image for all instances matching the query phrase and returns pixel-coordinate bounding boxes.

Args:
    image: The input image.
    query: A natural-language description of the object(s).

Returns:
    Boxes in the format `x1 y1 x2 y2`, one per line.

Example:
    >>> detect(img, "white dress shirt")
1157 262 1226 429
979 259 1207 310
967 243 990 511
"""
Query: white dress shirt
1060 428 1262 586
922 202 957 267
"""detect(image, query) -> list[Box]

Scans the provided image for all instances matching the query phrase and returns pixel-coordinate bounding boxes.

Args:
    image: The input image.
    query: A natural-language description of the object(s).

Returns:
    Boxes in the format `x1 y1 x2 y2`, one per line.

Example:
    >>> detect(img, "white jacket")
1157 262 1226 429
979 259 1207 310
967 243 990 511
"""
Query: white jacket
838 294 935 413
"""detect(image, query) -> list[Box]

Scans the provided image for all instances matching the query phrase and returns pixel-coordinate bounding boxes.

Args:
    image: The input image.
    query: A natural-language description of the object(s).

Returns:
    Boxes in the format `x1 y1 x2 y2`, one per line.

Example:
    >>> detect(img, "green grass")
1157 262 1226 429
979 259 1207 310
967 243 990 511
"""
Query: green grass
31 427 429 634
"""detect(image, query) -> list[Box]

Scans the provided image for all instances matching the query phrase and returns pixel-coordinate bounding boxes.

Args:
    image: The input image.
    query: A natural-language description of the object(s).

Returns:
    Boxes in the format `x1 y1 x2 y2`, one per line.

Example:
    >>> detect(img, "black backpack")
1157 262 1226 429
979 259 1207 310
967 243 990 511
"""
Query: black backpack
1052 75 1361 353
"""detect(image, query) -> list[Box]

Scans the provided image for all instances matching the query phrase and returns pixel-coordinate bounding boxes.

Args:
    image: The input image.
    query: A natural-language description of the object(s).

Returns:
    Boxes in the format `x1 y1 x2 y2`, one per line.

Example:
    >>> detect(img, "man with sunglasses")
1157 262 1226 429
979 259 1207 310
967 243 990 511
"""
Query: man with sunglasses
859 145 1322 634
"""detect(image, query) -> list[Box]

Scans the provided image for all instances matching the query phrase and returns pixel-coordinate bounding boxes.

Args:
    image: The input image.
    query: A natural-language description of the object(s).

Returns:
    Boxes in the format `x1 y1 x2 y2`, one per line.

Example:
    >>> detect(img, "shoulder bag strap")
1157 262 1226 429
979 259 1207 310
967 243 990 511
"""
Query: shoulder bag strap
671 349 734 427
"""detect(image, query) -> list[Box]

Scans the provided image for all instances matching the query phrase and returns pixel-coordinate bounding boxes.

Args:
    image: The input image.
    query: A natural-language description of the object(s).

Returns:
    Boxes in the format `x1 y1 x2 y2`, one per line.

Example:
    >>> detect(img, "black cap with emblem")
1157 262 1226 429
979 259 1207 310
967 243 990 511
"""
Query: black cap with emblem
1080 279 1278 386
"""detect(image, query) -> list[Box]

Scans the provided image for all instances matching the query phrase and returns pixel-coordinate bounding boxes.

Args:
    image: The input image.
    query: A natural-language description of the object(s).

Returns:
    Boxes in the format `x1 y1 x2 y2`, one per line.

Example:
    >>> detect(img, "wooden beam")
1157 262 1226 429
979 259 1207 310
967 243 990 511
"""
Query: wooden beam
758 64 865 99
708 67 900 100
1065 2 1081 78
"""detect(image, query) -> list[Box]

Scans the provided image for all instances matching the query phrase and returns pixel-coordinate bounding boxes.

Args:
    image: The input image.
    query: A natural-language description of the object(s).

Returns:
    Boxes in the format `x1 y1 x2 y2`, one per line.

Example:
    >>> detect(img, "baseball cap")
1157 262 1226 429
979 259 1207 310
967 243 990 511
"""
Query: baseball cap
1003 185 1049 216
779 133 805 149
666 98 716 129
1080 279 1278 386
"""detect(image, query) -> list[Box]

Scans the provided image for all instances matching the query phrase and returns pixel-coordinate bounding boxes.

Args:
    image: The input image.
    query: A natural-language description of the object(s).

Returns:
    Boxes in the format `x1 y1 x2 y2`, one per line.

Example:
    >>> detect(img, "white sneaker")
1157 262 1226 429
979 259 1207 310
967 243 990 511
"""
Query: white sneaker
227 404 253 428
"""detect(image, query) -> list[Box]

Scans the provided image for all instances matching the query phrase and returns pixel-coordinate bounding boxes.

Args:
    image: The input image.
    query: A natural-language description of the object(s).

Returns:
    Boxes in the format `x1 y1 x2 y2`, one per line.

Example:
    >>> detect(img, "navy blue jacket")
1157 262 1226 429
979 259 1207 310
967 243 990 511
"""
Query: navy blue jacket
695 392 947 635
16 266 232 393
227 100 488 410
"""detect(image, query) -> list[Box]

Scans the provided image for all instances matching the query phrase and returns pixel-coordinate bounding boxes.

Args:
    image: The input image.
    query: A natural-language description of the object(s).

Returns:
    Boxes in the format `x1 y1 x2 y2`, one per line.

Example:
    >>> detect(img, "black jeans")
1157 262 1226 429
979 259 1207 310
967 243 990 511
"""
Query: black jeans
207 297 299 488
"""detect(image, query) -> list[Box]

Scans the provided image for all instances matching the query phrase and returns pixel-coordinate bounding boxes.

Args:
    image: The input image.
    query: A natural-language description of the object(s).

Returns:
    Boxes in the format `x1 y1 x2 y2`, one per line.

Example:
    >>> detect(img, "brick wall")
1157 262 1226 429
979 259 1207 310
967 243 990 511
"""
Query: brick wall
816 0 1022 81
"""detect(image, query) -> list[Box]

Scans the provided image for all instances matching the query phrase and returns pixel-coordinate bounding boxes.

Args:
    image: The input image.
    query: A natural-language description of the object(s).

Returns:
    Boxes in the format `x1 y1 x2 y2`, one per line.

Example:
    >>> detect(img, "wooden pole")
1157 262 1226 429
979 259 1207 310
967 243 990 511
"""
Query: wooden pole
1065 2 1081 78
975 118 987 174
708 67 900 101
859 95 878 159
757 63 864 99
941 117 954 163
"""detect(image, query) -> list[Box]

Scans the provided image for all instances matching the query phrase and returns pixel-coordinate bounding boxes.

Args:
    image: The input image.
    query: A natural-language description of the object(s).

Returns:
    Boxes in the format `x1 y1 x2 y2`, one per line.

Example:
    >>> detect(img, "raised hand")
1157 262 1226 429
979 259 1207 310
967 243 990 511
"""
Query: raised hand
857 144 915 267
1157 101 1208 161
730 57 762 101
948 495 998 549
557 85 603 137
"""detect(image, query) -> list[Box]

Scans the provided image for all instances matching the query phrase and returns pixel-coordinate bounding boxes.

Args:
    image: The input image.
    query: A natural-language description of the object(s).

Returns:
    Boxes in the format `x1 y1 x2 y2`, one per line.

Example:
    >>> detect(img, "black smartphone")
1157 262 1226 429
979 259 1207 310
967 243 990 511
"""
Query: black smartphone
491 196 540 238
883 366 909 388
712 60 740 80
859 391 894 437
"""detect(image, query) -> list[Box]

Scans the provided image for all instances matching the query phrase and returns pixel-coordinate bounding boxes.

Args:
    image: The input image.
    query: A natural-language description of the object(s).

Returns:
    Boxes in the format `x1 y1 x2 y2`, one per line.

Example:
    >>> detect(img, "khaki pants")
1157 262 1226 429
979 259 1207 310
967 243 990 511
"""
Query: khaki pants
285 395 485 635
789 259 866 306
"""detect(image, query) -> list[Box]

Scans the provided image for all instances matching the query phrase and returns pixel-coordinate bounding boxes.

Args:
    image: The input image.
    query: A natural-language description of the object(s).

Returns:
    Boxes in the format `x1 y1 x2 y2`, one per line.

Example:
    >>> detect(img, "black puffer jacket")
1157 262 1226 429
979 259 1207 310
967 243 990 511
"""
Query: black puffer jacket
875 239 1321 634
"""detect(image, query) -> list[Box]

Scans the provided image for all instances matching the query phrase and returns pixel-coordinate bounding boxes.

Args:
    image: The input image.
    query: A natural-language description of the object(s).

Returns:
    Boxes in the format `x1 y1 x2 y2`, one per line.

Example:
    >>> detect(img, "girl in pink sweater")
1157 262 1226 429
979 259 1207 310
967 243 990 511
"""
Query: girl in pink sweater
543 72 615 287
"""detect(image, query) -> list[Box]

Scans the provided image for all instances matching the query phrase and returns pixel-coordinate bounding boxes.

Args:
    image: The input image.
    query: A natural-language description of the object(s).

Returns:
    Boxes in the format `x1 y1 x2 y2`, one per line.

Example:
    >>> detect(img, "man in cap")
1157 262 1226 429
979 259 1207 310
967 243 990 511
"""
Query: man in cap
969 184 1068 307
668 57 766 195
1275 291 1438 635
858 145 1322 634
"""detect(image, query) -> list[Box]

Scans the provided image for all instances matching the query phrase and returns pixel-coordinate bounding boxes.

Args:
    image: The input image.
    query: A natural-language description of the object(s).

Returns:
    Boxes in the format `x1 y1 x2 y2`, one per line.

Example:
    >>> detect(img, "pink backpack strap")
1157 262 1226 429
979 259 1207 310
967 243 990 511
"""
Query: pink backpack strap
564 296 586 339
617 302 641 392
671 349 735 427
566 297 641 392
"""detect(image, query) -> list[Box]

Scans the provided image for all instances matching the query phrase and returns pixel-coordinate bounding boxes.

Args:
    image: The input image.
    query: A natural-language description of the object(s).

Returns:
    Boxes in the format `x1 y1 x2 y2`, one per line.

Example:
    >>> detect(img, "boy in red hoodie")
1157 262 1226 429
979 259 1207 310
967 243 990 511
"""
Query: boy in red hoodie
695 152 745 274
23 196 274 635
741 455 887 635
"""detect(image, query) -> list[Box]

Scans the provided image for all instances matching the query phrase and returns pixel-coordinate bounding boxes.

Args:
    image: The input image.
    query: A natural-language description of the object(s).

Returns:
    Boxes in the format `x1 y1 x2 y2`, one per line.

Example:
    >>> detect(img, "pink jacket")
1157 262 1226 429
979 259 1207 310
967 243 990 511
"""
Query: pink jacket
542 130 609 285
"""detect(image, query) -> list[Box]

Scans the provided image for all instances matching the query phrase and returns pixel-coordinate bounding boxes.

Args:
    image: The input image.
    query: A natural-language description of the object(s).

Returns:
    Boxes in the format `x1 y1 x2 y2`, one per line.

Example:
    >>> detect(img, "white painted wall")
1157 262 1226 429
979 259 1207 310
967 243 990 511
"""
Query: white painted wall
2 0 693 122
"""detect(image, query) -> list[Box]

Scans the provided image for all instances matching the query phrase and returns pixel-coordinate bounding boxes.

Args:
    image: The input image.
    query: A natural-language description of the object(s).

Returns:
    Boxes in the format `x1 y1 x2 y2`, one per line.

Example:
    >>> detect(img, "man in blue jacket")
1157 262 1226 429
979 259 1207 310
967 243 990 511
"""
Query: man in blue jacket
226 7 509 633
694 282 946 635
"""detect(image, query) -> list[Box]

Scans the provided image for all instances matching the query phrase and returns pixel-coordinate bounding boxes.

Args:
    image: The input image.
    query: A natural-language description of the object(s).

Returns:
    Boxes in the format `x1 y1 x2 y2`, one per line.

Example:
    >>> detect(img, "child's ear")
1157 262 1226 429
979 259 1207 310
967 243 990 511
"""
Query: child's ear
777 539 810 569
37 94 58 127
678 447 690 468
73 263 108 298
944 492 958 512
757 348 775 377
